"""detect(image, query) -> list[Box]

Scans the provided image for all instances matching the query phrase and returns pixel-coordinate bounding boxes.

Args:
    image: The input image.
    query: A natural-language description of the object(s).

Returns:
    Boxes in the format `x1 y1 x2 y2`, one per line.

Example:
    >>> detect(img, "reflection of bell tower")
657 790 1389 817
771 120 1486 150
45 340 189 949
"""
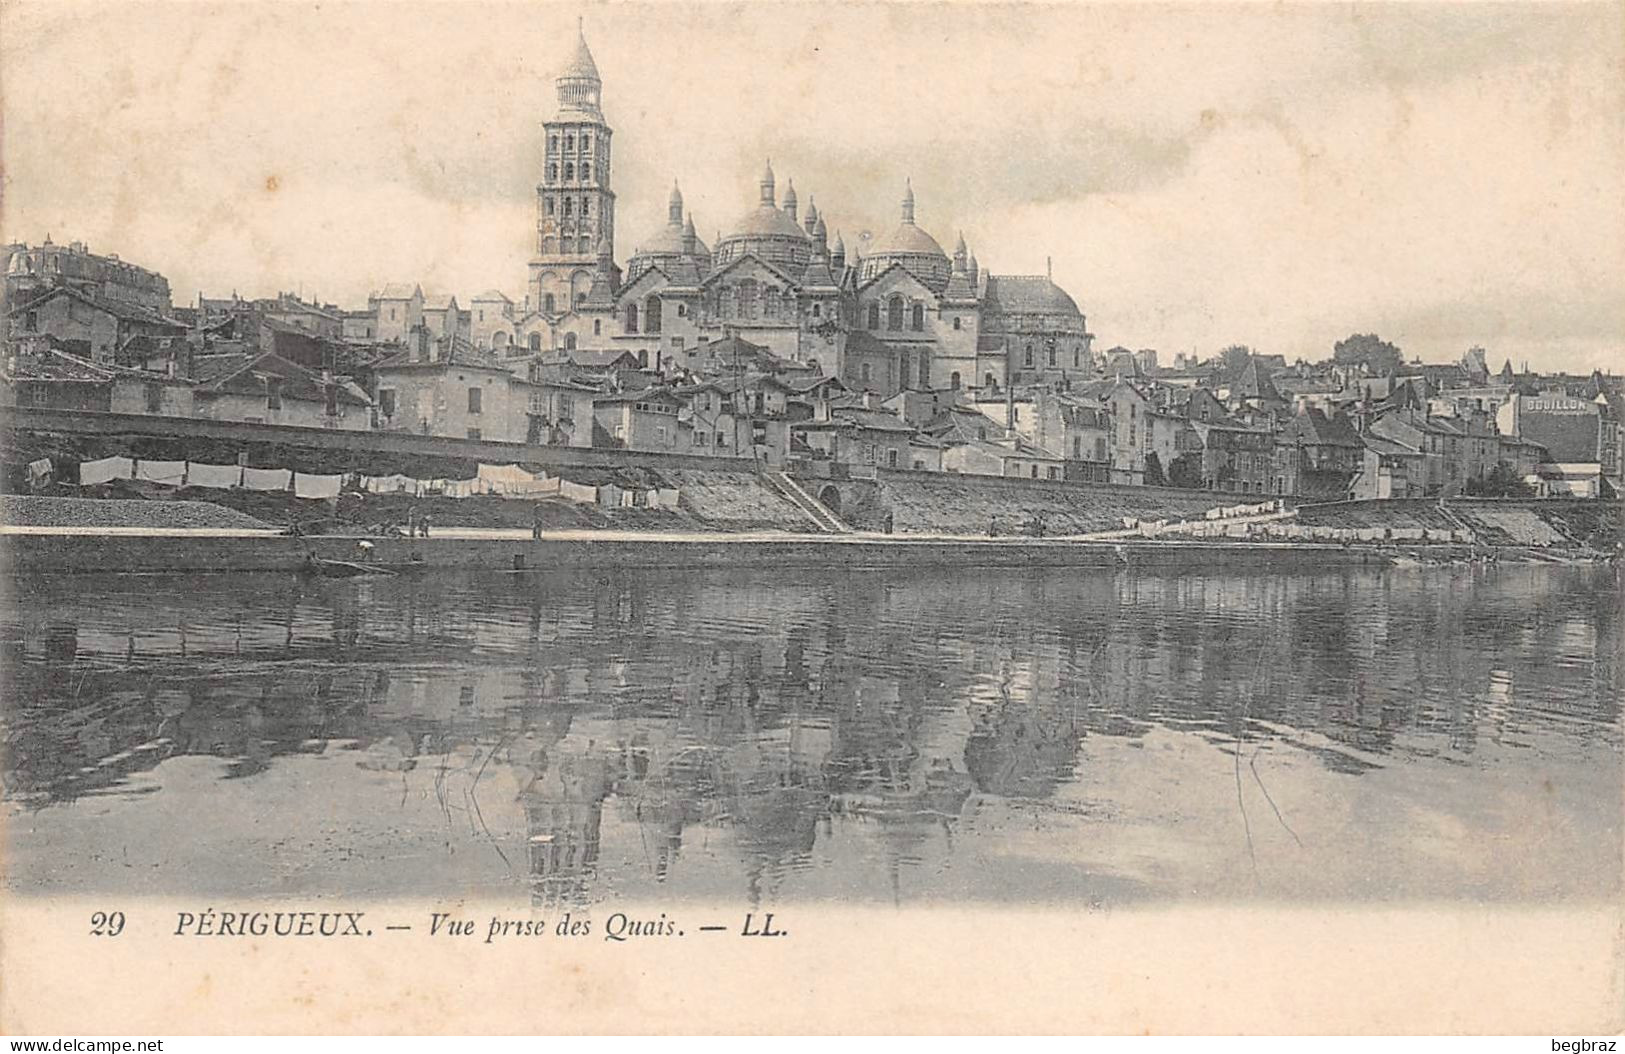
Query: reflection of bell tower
529 20 619 317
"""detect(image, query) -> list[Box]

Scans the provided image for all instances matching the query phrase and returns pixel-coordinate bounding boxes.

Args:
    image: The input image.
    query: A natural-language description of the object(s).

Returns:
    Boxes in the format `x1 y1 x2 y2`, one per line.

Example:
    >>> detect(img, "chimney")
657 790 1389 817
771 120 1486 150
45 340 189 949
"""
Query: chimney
1005 383 1015 437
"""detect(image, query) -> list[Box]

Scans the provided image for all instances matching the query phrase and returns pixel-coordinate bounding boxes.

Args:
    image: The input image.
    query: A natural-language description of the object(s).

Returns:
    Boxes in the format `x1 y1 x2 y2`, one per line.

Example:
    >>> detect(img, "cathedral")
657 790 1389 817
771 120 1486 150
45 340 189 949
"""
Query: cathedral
476 25 1095 397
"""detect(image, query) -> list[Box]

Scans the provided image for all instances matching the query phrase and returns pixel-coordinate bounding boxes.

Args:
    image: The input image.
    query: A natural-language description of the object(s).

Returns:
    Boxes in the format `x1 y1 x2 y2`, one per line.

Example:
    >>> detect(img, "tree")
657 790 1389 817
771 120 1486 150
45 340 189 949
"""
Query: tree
1332 333 1402 374
1218 344 1254 379
1143 452 1167 487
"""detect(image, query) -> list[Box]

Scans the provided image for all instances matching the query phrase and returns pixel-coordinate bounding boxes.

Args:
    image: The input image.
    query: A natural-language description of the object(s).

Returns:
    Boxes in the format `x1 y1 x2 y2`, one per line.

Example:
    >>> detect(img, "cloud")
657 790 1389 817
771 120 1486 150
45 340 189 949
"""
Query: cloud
2 1 1619 372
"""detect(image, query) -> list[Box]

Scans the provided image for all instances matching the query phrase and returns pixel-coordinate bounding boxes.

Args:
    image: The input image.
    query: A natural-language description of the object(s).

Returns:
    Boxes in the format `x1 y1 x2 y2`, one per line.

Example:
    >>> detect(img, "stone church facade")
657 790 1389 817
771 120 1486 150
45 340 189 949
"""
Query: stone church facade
483 26 1095 398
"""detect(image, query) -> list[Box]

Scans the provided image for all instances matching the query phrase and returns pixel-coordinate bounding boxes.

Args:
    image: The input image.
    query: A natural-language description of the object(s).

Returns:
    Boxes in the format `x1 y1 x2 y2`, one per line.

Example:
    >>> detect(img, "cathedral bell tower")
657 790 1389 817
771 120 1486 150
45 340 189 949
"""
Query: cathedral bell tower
529 21 618 316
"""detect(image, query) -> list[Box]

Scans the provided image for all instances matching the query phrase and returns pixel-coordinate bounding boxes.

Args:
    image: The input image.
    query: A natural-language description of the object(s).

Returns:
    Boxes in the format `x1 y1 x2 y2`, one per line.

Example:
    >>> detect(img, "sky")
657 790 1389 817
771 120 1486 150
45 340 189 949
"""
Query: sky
2 1 1622 373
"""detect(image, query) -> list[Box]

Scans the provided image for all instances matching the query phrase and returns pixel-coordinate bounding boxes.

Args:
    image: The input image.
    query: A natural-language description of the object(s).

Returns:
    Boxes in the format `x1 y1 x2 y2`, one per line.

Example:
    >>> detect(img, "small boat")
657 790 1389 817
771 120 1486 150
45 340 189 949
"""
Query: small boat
298 555 398 578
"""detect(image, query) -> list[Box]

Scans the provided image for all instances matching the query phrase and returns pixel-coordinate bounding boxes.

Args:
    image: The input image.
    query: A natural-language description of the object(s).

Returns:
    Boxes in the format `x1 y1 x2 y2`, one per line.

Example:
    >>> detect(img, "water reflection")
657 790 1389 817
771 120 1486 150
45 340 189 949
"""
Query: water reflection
3 563 1620 904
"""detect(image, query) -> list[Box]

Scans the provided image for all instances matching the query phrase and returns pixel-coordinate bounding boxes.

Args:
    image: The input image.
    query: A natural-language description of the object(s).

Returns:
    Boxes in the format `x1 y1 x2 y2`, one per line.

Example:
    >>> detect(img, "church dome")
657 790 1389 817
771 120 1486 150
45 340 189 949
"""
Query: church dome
857 182 951 291
983 275 1081 317
727 204 811 241
862 222 946 258
713 161 813 273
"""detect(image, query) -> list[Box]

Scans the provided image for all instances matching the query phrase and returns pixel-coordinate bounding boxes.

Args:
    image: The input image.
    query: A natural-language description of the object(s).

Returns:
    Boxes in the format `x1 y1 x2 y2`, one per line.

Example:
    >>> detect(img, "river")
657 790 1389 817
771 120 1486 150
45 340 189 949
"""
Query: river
2 562 1619 906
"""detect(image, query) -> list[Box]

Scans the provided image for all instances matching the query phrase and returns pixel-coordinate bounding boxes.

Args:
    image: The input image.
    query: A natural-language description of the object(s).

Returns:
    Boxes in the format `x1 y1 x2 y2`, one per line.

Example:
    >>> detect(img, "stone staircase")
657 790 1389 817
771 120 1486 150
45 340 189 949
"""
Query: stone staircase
763 471 850 533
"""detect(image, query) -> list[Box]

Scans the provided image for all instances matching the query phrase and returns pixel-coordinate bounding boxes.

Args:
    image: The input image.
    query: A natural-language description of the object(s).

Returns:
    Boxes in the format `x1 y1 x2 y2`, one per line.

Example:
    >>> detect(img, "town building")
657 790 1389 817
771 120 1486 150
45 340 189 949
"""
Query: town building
4 238 172 314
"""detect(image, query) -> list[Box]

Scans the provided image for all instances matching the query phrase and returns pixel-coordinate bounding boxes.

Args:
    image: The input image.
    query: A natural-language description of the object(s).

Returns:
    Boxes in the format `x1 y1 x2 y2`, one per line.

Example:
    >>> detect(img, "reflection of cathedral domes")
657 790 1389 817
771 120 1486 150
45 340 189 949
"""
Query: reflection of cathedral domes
858 181 951 291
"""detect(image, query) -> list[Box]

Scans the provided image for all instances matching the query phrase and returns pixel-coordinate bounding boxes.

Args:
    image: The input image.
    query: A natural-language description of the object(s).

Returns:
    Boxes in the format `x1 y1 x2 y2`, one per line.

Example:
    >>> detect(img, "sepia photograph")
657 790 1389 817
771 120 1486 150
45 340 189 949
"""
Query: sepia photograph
0 0 1621 1039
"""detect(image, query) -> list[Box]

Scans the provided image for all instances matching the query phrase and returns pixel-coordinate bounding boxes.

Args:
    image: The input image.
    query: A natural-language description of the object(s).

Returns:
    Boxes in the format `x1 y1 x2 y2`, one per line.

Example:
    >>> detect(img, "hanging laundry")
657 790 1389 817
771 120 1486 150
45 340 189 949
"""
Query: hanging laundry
243 467 292 492
559 480 597 505
136 460 187 485
79 456 134 486
294 473 343 500
26 458 53 487
187 462 242 489
655 487 680 510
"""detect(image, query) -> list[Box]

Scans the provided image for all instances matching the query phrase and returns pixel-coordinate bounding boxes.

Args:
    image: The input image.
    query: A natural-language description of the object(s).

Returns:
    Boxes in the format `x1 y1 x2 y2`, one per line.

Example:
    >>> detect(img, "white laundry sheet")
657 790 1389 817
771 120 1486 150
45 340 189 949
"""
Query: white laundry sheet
79 456 134 486
187 462 242 489
294 473 343 500
135 459 188 485
243 467 292 491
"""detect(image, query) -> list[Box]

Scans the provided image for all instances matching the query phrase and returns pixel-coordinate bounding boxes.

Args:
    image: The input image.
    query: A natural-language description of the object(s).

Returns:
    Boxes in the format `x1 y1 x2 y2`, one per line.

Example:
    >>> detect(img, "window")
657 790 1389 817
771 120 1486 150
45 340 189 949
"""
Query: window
467 428 481 440
1048 345 1057 367
812 303 821 318
656 426 667 443
1030 465 1039 479
24 311 37 330
887 296 904 331
582 198 590 216
950 371 961 389
694 432 707 447
143 383 162 412
1072 437 1081 458
624 303 639 333
389 308 397 320
467 387 482 414
325 384 338 416
528 333 542 351
1024 345 1034 367
1048 466 1059 479
953 317 961 330
593 320 601 335
563 162 574 180
1095 437 1107 460
887 449 899 468
379 388 397 417
860 363 872 383
565 134 574 150
545 198 555 216
582 133 591 150
564 333 577 350
910 303 924 331
563 198 573 217
716 430 727 447
672 336 684 350
645 296 662 334
548 135 558 154
984 372 996 389
265 379 282 410
864 443 876 464
867 302 881 329
548 163 557 181
544 293 556 314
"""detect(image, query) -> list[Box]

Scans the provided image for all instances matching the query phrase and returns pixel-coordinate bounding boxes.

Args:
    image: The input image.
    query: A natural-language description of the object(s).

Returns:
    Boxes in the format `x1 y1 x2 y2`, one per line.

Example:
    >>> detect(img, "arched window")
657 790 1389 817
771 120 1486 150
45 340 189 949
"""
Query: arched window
582 133 592 151
887 296 904 331
548 136 558 154
738 280 758 320
1024 344 1034 367
1048 344 1057 367
563 332 577 350
953 316 962 331
494 331 508 347
593 319 601 335
581 198 590 216
563 198 573 217
867 302 880 329
528 333 542 351
545 198 555 216
563 162 574 180
899 353 912 391
950 371 961 389
624 303 639 333
565 133 574 150
910 303 924 331
984 372 996 389
543 293 556 313
637 349 648 368
548 163 557 181
645 296 662 334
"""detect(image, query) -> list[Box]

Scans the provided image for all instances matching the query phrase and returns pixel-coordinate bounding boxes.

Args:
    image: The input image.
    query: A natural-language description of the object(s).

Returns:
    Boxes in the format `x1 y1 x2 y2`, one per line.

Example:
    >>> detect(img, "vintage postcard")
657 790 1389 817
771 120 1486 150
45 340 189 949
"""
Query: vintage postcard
1 0 1621 1038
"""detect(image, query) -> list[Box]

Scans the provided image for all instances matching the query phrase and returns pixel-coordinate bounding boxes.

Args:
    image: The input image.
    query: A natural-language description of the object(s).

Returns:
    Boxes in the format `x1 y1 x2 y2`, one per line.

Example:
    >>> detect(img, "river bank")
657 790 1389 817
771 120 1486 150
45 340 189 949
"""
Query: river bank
5 522 1614 574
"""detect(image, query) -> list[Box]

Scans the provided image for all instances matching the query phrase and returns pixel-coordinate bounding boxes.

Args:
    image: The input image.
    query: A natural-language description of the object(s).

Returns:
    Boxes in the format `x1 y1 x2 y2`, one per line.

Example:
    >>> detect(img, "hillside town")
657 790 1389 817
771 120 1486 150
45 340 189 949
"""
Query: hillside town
3 26 1621 508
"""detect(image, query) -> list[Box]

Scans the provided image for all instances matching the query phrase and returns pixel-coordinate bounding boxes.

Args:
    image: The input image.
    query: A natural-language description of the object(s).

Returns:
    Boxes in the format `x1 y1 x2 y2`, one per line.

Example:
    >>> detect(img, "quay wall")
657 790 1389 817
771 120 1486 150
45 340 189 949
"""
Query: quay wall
2 532 1400 576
